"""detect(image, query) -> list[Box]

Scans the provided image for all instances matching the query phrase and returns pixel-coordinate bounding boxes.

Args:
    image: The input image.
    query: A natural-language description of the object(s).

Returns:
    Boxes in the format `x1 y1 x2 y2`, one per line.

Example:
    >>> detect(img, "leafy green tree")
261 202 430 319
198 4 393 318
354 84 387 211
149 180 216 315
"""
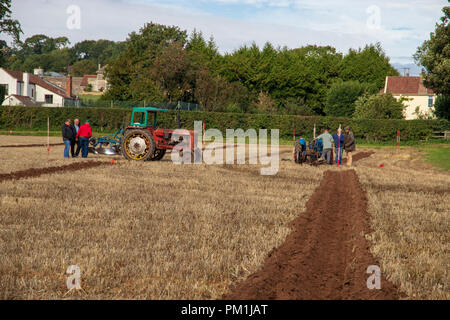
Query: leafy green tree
0 0 21 67
186 30 219 68
414 6 450 95
72 39 122 65
70 59 97 76
6 34 72 72
433 95 450 120
218 44 342 114
19 34 69 56
339 43 399 90
0 40 11 67
21 48 72 73
101 54 133 101
104 22 188 101
149 42 196 102
254 91 277 114
353 93 406 119
194 69 250 112
281 97 315 116
290 45 342 114
325 80 377 117
219 42 265 93
4 34 125 73
0 0 22 41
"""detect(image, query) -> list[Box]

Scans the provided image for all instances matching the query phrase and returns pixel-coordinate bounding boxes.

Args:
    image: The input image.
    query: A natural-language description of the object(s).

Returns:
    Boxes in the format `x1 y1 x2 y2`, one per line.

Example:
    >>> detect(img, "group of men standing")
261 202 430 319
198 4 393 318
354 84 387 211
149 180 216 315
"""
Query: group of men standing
62 119 93 158
314 126 356 166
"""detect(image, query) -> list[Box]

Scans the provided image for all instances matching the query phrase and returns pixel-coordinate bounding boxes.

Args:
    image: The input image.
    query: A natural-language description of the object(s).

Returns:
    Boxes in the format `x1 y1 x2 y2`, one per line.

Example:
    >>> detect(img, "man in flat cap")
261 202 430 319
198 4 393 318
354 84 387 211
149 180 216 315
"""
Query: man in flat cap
344 126 355 166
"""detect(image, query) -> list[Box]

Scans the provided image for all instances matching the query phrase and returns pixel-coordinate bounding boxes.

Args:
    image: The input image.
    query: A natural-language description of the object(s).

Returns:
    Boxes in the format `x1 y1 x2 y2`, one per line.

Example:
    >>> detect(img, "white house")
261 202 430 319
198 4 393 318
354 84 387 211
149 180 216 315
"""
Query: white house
381 76 436 120
0 68 75 107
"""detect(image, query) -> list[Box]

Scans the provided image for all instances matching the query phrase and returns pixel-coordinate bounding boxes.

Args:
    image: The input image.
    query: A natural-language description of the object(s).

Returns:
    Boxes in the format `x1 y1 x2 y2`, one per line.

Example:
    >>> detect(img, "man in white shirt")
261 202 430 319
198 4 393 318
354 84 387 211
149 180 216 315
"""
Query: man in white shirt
70 118 81 157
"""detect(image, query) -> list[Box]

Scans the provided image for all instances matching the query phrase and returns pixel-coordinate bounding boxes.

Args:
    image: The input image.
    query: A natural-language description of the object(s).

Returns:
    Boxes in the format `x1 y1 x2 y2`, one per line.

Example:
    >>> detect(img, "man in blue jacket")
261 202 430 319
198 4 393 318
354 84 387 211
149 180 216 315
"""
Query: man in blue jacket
332 128 345 165
298 136 306 150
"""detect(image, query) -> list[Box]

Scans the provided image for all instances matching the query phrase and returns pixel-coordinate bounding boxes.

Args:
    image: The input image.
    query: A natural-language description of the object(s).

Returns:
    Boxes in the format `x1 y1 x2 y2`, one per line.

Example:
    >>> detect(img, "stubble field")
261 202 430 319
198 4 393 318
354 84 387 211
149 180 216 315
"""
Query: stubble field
0 135 448 299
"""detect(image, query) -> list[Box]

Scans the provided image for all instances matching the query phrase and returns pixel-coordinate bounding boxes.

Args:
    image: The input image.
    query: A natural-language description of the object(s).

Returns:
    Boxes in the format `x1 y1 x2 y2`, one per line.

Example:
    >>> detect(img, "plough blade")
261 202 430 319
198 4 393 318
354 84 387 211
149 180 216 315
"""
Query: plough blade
95 147 119 155
88 147 119 155
88 147 99 155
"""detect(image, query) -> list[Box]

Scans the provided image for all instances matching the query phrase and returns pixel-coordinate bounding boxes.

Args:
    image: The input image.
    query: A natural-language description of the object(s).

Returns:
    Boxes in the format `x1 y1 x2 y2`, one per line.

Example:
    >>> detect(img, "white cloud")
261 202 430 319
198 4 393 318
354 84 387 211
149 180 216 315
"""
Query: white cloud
1 0 447 64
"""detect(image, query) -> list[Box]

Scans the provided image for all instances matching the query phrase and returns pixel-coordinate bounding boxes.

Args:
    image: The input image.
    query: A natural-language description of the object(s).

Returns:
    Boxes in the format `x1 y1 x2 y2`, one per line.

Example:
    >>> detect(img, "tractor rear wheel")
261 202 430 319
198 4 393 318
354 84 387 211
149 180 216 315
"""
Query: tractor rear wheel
121 129 155 161
294 142 304 164
150 149 166 161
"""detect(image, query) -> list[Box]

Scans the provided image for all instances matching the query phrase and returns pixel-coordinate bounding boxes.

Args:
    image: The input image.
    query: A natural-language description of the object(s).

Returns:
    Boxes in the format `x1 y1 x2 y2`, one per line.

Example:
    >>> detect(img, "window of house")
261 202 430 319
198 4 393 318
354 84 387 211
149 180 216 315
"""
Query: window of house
428 96 434 108
45 95 53 104
31 88 34 98
0 84 7 95
17 82 23 95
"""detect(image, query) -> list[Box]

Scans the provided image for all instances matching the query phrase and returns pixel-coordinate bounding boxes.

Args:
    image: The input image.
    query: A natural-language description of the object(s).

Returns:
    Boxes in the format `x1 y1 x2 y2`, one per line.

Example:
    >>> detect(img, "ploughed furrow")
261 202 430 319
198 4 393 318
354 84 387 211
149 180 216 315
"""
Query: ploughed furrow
224 169 401 300
0 161 107 182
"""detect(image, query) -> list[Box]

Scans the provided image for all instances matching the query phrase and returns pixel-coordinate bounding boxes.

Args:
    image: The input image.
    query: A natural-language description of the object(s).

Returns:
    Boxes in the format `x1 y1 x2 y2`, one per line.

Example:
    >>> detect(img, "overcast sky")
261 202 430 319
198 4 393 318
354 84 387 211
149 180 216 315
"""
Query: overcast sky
2 0 448 65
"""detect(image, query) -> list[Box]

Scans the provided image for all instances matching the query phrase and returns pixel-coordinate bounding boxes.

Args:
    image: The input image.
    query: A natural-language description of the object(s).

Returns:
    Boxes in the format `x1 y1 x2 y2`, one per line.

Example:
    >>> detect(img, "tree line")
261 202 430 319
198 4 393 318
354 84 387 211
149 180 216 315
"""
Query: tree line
101 22 403 117
0 34 126 76
0 0 448 120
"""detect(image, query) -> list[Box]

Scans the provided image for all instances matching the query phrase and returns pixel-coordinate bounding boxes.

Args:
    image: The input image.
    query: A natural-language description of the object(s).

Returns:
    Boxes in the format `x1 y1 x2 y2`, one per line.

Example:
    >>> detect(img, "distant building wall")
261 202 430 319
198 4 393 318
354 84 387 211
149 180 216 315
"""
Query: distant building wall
35 85 65 107
44 76 84 96
394 94 435 120
0 69 18 95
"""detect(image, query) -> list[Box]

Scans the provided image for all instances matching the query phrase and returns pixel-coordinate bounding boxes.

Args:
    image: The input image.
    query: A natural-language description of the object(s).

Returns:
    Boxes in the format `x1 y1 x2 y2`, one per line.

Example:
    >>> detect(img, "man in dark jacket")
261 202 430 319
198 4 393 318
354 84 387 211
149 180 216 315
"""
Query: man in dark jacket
62 119 74 158
344 126 356 166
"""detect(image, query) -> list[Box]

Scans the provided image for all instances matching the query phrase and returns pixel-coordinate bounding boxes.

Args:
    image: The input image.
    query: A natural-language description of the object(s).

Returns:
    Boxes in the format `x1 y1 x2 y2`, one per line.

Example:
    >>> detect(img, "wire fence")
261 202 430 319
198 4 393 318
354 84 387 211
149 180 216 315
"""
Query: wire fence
66 98 202 111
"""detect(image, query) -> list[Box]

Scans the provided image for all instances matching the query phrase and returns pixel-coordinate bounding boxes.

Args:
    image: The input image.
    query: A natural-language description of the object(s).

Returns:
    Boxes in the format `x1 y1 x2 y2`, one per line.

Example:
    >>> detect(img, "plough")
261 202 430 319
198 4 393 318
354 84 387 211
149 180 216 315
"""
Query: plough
294 139 326 166
89 128 123 155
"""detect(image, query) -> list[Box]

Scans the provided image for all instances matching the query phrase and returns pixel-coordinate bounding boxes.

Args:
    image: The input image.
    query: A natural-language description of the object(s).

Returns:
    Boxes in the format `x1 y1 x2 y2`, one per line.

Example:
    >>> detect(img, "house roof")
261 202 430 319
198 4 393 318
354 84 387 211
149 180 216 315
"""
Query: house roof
384 76 434 95
80 75 97 87
2 68 73 99
7 94 42 106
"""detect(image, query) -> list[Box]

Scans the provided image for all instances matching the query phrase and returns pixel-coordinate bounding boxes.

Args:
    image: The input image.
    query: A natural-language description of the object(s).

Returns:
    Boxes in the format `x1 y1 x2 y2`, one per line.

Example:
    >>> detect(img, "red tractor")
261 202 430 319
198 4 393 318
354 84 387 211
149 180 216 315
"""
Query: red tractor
90 107 200 163
89 107 201 163
120 107 199 161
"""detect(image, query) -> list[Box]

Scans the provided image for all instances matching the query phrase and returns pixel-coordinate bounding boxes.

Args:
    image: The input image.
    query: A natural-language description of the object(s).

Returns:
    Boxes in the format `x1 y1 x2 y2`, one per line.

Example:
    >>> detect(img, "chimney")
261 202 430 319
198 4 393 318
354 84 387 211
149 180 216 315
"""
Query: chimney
23 72 30 97
66 75 72 97
34 68 44 77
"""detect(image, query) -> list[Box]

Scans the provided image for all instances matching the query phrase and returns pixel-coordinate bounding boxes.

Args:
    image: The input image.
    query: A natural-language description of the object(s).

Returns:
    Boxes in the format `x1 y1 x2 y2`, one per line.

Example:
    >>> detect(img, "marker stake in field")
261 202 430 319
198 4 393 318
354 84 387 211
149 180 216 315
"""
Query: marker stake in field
47 117 50 155
338 124 342 168
396 129 400 153
203 122 206 148
293 128 295 161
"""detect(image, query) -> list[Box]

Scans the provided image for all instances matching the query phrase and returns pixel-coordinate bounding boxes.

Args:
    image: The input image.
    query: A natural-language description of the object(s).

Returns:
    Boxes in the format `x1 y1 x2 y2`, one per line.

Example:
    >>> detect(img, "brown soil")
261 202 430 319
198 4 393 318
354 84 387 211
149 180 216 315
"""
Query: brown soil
0 161 107 182
0 143 64 148
223 169 402 300
345 151 375 163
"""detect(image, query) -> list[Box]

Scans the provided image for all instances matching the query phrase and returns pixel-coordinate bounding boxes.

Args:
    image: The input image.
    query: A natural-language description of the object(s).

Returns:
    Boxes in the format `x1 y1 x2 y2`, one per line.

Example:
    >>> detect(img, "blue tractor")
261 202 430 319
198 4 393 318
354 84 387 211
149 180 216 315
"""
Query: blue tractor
294 138 324 165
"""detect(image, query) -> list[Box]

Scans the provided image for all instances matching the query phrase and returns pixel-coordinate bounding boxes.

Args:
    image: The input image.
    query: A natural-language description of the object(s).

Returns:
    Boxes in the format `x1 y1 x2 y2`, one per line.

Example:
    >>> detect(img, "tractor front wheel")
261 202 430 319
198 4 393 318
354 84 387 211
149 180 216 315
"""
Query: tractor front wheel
121 129 155 161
